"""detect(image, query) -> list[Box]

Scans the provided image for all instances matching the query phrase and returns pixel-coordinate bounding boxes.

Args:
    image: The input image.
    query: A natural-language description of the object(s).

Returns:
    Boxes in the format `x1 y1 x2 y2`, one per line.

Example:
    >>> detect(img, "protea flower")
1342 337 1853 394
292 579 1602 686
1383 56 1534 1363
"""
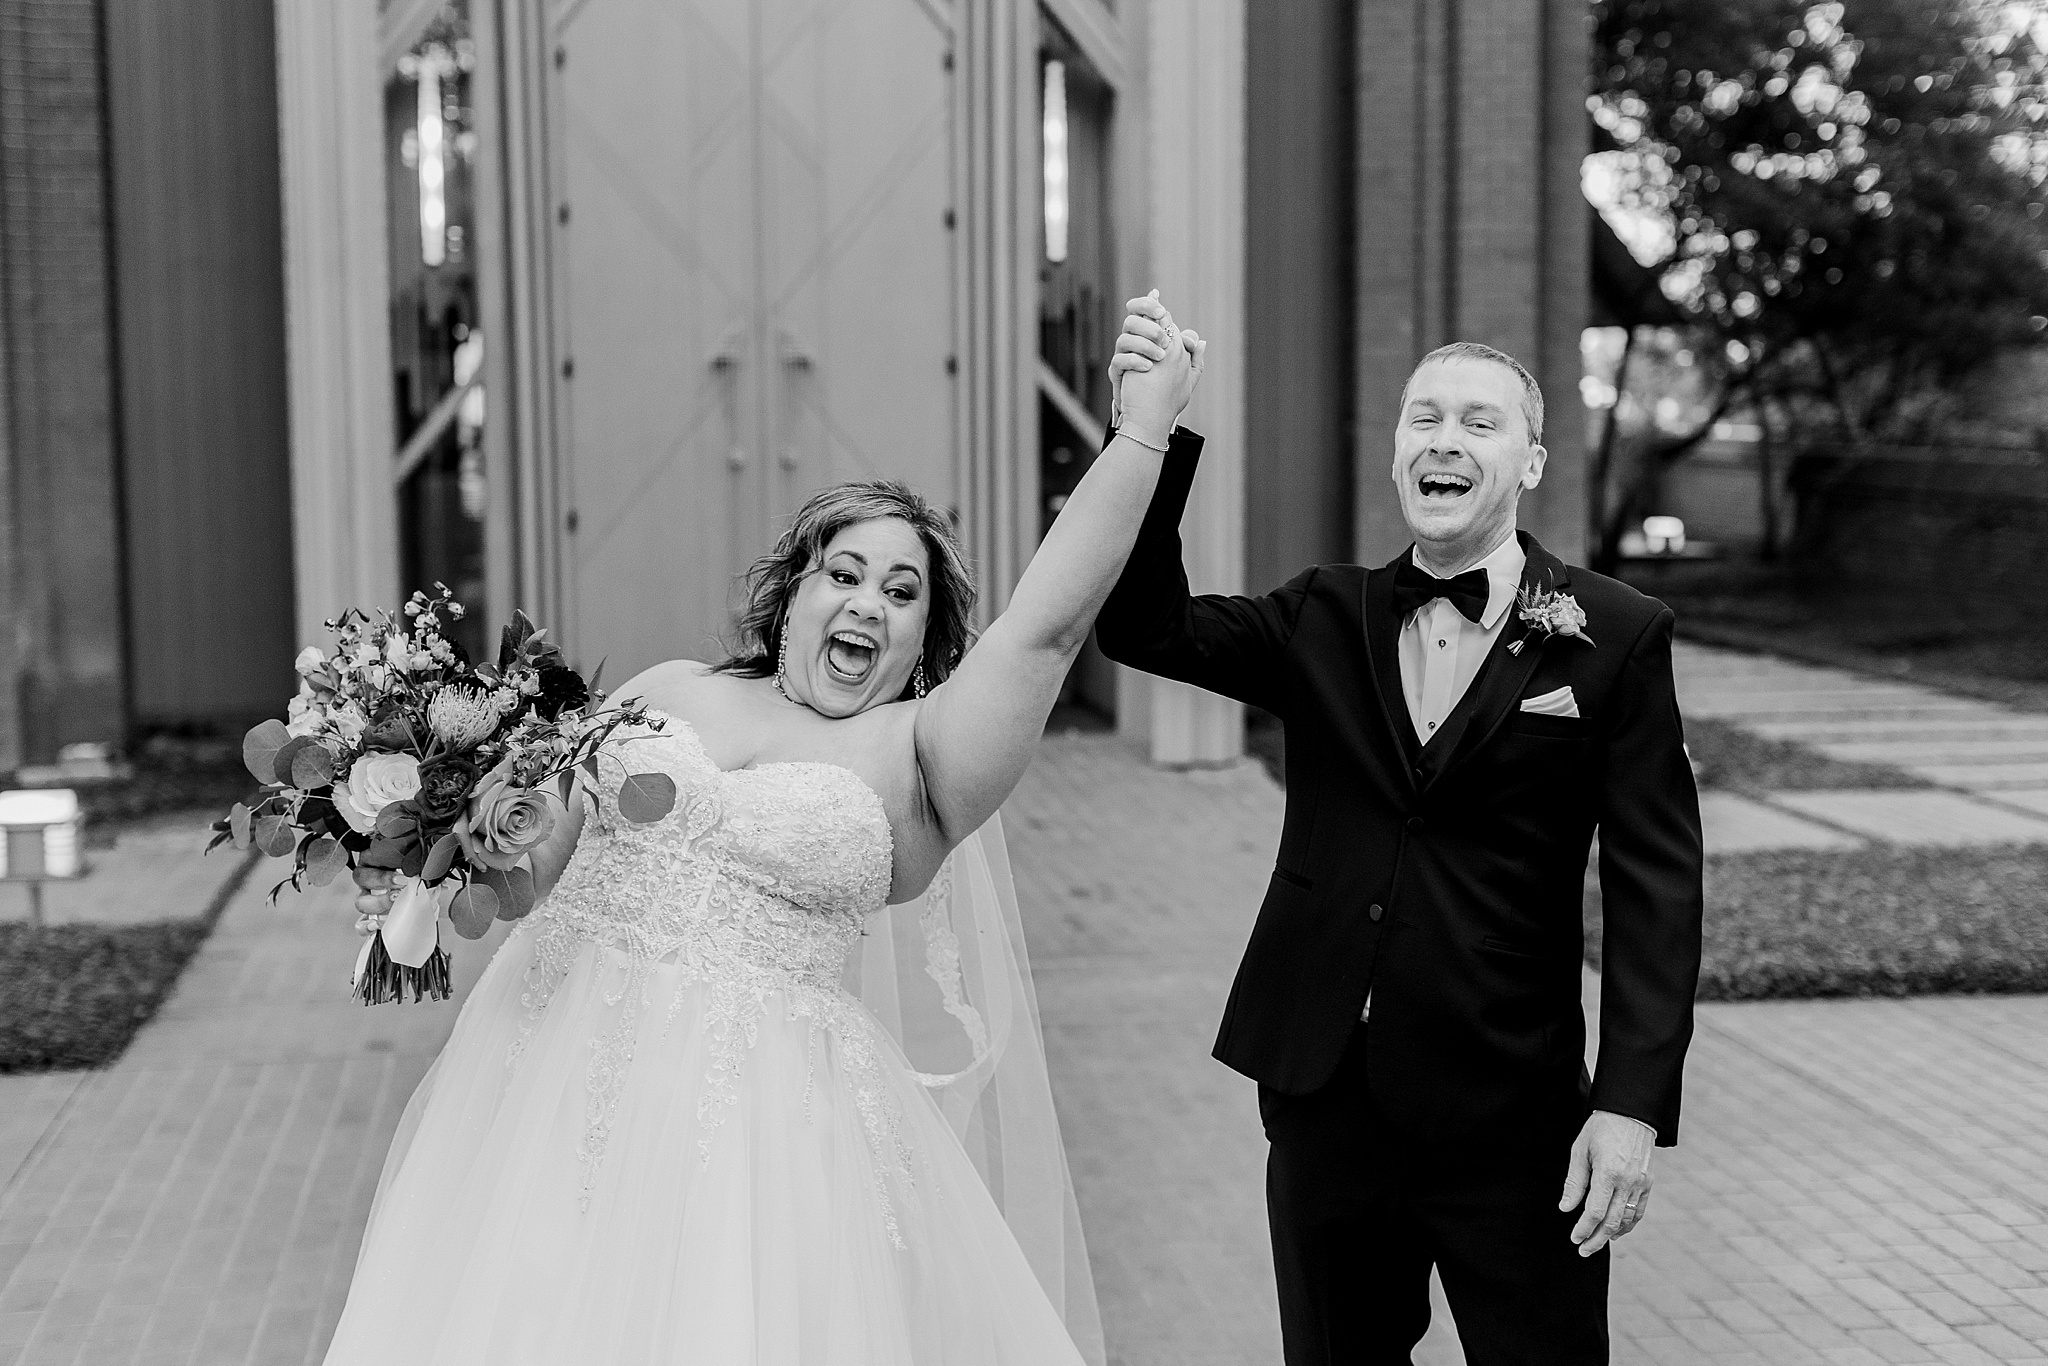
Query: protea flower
428 686 502 749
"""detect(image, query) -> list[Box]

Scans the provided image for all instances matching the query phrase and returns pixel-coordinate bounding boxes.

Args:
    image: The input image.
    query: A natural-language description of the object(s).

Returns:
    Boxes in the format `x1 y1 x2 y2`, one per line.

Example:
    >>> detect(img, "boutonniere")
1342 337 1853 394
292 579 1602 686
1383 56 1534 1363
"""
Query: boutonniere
1507 584 1595 654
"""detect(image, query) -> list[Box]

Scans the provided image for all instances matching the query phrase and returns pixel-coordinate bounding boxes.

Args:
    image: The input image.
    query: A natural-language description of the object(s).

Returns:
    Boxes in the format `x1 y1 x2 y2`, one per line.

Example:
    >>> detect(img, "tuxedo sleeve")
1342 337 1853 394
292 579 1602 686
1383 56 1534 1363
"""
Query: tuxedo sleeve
1588 606 1704 1147
1094 429 1309 718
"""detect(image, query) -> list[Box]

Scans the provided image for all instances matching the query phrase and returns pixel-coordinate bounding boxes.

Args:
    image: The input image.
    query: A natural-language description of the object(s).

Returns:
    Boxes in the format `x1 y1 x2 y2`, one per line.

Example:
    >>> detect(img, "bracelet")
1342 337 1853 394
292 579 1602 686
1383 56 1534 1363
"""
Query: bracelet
1113 424 1172 455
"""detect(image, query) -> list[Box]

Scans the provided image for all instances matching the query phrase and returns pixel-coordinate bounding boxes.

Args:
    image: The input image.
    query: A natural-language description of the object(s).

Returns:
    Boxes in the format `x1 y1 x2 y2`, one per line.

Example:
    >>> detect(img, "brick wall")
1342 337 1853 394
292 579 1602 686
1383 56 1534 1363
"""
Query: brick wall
1790 446 2048 607
0 0 128 769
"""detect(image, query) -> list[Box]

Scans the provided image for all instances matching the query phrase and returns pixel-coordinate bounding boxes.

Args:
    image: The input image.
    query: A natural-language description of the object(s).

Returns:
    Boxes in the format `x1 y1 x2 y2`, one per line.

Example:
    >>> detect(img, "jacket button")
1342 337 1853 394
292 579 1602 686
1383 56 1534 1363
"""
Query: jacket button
1368 903 1384 922
1406 816 1424 834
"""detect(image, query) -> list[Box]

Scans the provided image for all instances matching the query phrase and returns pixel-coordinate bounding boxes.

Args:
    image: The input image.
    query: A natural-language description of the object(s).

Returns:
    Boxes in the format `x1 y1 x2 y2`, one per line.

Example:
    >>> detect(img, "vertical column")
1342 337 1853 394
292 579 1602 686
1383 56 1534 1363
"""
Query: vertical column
1353 0 1588 566
274 0 398 643
1353 0 1427 563
1122 0 1246 766
1530 0 1590 562
0 0 130 766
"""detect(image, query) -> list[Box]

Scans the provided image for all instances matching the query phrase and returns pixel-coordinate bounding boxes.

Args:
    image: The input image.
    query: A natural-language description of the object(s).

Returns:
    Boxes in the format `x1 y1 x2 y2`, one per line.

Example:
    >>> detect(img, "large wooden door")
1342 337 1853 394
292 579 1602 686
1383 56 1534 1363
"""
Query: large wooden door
550 0 956 676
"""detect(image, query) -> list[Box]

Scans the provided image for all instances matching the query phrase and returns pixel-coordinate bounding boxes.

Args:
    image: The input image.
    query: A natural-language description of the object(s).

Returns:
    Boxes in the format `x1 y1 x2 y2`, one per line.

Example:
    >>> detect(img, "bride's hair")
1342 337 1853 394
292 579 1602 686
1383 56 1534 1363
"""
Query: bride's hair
713 480 978 697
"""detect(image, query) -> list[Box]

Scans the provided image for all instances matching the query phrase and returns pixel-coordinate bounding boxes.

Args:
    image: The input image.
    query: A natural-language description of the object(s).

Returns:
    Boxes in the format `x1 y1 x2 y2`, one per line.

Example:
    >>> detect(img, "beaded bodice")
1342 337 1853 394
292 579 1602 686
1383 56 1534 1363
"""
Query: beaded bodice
510 714 911 1215
538 715 895 986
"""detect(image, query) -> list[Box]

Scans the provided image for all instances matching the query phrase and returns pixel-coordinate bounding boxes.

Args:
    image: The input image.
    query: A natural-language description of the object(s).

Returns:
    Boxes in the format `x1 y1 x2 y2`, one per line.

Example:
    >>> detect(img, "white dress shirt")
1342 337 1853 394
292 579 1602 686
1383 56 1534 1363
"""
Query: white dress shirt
1398 533 1525 745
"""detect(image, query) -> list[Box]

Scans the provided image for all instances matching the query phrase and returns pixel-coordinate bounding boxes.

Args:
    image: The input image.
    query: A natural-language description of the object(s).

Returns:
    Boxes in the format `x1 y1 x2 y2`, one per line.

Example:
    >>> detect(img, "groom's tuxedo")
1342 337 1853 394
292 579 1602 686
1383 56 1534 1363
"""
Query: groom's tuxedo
1097 430 1705 1364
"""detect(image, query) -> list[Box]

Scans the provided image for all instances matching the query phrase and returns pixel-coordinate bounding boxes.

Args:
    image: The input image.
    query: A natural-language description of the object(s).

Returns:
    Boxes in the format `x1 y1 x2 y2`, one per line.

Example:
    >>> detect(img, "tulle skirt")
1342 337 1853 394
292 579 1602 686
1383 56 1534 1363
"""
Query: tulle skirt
322 925 1090 1365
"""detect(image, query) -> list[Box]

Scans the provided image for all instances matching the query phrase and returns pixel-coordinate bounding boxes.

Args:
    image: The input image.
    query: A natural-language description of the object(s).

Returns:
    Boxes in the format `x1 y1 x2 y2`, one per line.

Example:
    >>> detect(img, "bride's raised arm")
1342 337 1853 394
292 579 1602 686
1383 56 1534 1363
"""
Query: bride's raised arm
911 296 1204 847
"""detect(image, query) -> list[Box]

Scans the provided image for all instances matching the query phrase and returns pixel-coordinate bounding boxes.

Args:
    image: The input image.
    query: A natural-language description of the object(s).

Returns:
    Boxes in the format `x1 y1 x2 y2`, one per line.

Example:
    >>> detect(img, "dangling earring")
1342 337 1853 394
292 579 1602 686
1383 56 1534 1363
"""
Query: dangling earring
774 613 793 700
912 660 929 699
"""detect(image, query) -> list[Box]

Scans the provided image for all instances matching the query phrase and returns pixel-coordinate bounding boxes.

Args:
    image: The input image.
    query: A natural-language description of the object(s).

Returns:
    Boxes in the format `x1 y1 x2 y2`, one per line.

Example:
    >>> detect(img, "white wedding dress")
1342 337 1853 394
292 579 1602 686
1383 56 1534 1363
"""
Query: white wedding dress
323 718 1101 1365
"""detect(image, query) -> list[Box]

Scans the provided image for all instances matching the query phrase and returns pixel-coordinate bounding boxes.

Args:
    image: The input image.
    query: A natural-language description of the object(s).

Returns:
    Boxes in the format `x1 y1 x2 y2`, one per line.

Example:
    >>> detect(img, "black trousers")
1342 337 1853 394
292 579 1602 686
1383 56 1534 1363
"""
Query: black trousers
1259 1025 1609 1366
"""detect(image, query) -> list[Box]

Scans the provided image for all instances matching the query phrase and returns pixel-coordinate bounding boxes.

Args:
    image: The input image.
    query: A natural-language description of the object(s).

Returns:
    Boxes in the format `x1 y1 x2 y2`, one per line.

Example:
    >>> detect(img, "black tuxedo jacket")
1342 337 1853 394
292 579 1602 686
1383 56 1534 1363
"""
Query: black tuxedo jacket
1096 431 1704 1147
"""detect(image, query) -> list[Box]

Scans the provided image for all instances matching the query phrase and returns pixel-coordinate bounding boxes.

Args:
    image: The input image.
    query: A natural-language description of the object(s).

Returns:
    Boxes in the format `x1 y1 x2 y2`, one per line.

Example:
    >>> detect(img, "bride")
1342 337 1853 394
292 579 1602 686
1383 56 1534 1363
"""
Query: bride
321 302 1204 1365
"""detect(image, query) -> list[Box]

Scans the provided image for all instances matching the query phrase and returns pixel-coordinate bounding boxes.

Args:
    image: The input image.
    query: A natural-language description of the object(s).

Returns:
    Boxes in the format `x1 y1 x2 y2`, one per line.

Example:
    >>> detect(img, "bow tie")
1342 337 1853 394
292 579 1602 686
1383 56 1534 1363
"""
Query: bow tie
1391 561 1491 625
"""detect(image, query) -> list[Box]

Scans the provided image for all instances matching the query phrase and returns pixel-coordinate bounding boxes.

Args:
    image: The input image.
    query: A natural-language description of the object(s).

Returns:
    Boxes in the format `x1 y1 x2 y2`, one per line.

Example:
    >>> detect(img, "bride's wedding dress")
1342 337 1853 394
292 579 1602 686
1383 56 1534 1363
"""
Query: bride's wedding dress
322 718 1100 1365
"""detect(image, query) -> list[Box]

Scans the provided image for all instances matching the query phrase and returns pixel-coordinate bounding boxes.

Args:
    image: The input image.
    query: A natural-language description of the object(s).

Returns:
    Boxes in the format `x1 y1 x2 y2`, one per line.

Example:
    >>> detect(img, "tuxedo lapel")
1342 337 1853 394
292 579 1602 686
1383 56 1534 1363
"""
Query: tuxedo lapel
1425 533 1572 789
1360 558 1423 779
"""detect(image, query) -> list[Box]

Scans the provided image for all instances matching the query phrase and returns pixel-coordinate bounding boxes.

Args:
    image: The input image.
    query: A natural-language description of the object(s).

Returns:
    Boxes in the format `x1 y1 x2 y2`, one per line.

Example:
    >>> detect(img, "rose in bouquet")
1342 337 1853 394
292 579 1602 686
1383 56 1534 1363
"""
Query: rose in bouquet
209 587 676 1004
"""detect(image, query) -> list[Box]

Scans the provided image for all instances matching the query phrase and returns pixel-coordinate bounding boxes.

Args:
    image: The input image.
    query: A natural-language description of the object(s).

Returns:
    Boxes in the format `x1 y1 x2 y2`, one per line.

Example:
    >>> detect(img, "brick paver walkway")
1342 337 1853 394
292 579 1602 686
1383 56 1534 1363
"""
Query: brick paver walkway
3 670 2046 1363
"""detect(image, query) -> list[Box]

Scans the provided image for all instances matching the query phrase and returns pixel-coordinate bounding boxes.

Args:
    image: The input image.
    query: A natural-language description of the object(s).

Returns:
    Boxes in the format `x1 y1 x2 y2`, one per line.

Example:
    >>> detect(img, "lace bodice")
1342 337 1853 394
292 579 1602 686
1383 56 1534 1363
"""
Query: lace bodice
538 716 895 985
509 714 909 1214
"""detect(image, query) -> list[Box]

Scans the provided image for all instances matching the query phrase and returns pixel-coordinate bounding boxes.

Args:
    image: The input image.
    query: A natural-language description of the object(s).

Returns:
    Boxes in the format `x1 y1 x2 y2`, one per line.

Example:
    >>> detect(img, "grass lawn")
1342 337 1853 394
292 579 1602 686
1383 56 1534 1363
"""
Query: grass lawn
0 919 219 1071
1682 715 1927 795
1585 844 2048 1001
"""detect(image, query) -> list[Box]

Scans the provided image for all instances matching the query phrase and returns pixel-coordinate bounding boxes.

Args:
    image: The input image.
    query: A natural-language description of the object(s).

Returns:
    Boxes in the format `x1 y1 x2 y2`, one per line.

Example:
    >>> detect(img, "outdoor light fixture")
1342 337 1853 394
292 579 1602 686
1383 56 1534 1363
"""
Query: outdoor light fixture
1043 59 1069 264
1642 515 1688 555
0 787 83 927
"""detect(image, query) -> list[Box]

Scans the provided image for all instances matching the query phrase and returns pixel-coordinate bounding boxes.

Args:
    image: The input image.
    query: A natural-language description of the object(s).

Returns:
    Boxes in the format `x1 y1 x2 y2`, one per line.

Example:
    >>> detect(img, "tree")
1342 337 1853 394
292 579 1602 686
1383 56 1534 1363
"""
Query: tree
1587 0 2048 568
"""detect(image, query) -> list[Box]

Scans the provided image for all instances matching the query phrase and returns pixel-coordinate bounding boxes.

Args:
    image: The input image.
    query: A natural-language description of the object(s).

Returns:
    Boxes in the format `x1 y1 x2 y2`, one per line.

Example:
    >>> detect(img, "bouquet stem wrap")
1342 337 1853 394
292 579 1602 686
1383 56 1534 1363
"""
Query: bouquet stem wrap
352 879 453 1004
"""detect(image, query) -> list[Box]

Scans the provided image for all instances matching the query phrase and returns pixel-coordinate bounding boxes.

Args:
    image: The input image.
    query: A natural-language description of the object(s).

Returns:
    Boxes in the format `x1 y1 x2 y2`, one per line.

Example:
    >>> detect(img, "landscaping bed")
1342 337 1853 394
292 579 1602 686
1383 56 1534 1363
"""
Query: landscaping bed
0 738 260 1072
1586 843 2048 1001
0 917 218 1071
1682 715 1927 795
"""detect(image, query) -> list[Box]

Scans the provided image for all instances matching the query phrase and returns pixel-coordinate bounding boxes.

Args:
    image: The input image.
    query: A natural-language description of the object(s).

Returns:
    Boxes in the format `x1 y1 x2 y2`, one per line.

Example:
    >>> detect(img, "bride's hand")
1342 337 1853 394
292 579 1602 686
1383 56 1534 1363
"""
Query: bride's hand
1108 291 1203 440
352 863 402 934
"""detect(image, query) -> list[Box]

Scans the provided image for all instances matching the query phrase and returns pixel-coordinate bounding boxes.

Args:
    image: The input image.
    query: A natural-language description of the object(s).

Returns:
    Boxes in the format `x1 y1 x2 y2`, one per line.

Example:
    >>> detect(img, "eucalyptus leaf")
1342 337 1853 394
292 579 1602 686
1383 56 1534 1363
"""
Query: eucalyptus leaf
303 836 347 887
273 736 318 787
242 719 292 785
252 813 297 858
229 802 253 850
420 831 461 884
449 880 500 939
475 864 537 920
616 771 677 824
289 743 335 790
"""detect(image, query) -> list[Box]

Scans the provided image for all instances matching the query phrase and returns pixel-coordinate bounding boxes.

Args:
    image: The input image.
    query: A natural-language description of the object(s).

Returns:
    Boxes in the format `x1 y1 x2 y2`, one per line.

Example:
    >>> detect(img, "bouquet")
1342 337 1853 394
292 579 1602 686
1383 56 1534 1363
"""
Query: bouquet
210 586 676 1004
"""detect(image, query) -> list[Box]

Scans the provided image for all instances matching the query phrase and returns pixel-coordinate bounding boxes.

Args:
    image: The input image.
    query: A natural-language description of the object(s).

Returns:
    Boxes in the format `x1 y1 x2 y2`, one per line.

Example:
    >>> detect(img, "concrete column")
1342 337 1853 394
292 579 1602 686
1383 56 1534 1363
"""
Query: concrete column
274 0 398 645
1353 0 1589 567
0 0 130 767
1116 0 1246 767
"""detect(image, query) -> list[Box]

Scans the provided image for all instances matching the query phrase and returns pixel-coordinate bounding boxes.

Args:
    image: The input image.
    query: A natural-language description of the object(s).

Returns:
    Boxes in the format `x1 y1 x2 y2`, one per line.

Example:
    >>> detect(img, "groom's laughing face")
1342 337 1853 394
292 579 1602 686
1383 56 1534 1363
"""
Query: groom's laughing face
1392 357 1547 564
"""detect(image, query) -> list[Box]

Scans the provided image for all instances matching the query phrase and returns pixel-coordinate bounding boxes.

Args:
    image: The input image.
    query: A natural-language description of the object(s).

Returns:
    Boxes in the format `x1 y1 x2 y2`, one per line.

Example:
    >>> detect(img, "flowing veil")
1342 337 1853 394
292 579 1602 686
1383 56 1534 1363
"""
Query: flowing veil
844 813 1106 1366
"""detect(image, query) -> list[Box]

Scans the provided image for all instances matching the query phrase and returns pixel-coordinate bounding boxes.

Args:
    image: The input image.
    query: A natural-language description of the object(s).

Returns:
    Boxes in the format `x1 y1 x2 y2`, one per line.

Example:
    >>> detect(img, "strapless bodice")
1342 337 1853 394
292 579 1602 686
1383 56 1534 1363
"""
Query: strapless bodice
535 715 894 991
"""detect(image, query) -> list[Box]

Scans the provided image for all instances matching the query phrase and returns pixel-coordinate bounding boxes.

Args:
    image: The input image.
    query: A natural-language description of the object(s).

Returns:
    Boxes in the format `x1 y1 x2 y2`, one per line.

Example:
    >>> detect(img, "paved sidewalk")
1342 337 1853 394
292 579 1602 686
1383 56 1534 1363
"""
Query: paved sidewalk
2 699 2046 1363
1677 642 2048 850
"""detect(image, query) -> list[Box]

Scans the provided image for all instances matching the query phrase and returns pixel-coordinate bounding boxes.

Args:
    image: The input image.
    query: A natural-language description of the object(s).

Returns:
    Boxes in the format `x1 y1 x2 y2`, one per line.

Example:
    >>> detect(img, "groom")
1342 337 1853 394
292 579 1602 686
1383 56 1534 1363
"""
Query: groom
1097 297 1703 1363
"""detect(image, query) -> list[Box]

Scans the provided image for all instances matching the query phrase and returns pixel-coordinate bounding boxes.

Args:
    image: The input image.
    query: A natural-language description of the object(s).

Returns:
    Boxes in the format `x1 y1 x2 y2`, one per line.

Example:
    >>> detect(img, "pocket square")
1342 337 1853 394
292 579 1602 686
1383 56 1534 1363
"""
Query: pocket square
1519 686 1580 718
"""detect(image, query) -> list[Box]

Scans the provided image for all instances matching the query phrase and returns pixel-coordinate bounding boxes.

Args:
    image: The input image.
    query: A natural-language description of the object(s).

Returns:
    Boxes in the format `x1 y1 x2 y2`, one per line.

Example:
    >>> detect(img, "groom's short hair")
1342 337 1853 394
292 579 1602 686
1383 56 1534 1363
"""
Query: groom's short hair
1402 342 1545 445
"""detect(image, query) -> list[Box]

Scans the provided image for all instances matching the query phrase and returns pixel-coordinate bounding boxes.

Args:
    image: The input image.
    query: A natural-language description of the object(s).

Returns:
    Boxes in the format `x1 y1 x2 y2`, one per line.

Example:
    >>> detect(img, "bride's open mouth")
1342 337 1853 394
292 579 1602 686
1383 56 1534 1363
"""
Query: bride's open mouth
825 630 879 684
1418 472 1474 500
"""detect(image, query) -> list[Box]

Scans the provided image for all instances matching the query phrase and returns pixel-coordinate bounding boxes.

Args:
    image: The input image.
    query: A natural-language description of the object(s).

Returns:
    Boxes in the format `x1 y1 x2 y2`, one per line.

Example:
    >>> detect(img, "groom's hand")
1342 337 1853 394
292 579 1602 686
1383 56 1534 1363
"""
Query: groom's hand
1561 1111 1656 1257
1108 290 1194 430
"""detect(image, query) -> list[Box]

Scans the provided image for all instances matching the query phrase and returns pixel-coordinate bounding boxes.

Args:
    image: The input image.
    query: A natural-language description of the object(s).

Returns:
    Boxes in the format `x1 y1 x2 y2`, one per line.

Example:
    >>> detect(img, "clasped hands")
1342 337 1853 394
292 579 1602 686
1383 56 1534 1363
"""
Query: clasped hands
1105 290 1205 448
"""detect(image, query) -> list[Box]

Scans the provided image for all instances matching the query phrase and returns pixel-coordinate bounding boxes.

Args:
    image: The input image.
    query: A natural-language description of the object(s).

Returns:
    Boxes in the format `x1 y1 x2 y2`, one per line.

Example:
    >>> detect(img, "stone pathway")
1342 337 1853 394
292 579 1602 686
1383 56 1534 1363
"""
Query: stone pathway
3 649 2046 1364
1677 642 2048 852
